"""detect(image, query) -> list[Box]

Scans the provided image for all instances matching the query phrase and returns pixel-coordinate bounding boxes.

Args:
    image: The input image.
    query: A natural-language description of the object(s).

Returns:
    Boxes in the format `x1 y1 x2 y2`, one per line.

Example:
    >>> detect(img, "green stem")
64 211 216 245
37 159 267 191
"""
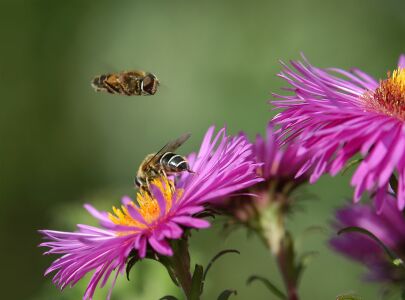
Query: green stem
276 233 299 300
260 202 284 254
258 200 299 300
169 239 194 299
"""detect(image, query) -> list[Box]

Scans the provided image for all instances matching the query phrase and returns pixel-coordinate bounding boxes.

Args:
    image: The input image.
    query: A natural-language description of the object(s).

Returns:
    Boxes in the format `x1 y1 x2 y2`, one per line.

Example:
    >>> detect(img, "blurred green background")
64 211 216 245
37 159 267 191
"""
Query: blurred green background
1 0 404 299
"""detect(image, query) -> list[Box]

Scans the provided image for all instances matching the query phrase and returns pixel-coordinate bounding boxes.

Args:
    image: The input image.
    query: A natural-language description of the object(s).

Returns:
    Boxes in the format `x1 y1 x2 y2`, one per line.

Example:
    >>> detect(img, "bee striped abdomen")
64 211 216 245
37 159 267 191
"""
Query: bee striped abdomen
92 74 108 90
160 152 189 172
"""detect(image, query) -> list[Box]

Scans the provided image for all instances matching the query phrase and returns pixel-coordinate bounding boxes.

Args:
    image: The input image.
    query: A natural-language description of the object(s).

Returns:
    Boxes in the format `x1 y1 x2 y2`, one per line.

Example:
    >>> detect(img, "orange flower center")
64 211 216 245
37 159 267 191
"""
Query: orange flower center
108 177 183 231
362 68 405 120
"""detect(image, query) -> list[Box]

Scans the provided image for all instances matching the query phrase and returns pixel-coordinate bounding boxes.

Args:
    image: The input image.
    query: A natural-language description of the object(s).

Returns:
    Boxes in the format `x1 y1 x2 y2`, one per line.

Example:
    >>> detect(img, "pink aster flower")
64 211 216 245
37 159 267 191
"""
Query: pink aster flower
216 122 312 237
330 195 405 284
272 54 405 211
215 123 312 300
39 126 261 300
254 122 312 184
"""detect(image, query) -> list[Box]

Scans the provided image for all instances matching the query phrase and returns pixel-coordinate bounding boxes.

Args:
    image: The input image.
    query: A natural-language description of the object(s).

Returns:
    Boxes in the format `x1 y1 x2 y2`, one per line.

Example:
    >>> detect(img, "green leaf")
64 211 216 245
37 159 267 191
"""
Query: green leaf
126 255 140 281
217 289 237 300
246 275 287 300
402 289 405 300
192 207 222 220
203 249 240 280
336 294 362 300
302 225 328 237
159 296 179 300
190 264 204 300
158 255 180 286
296 251 319 280
193 207 221 219
338 226 404 268
296 226 327 252
341 158 363 175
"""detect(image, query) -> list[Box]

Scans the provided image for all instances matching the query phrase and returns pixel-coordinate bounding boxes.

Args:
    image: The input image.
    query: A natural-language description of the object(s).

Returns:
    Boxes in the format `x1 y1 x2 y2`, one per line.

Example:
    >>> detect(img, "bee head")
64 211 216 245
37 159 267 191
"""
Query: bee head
141 73 159 95
134 176 144 188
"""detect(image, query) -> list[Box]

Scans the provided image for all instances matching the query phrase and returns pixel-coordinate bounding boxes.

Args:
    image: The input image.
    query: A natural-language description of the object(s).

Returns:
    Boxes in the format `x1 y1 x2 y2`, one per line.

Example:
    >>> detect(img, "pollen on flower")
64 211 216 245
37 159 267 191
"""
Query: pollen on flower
109 205 146 228
108 177 181 228
362 68 405 120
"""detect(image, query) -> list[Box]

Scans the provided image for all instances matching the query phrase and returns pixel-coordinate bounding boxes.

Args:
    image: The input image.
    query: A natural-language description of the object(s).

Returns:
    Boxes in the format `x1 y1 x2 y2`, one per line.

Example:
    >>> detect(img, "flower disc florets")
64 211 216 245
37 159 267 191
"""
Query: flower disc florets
363 68 405 120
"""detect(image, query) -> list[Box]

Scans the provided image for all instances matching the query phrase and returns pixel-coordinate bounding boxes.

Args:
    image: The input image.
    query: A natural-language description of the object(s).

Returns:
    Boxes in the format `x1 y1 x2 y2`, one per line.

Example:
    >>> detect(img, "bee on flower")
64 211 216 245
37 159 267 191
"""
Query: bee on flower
39 127 262 300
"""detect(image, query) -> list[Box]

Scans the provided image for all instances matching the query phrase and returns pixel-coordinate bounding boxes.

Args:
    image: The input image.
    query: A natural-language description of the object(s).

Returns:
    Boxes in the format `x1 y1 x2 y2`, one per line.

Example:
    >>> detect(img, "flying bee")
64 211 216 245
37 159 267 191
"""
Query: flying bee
91 70 159 96
135 133 193 193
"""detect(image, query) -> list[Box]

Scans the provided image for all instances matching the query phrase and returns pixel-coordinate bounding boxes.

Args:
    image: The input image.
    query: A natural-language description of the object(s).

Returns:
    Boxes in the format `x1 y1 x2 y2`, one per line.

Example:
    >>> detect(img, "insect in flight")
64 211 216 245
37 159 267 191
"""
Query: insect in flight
91 70 159 96
135 133 194 192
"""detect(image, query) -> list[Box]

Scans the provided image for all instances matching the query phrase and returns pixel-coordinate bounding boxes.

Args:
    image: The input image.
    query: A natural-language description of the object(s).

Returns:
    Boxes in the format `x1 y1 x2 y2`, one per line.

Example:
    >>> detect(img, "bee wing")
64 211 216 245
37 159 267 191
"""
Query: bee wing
145 133 191 166
123 70 147 77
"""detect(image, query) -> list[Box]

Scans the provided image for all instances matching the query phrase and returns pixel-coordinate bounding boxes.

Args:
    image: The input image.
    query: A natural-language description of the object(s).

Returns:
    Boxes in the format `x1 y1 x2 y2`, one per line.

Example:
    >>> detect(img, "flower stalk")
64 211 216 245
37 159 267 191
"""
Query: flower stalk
168 238 194 299
258 196 300 300
214 123 313 300
276 233 299 300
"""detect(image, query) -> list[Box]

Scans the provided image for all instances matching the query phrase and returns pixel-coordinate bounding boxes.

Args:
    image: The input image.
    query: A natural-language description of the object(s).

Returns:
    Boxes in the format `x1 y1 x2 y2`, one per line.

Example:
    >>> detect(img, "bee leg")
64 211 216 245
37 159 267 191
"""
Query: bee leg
158 169 175 193
118 82 131 96
140 80 145 94
116 76 132 96
104 81 120 94
187 167 196 174
144 179 153 196
168 180 175 194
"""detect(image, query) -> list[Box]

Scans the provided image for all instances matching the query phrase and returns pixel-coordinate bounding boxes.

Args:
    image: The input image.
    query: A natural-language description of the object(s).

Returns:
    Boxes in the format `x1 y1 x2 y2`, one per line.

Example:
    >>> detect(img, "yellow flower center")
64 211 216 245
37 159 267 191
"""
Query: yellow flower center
362 68 405 120
108 177 182 231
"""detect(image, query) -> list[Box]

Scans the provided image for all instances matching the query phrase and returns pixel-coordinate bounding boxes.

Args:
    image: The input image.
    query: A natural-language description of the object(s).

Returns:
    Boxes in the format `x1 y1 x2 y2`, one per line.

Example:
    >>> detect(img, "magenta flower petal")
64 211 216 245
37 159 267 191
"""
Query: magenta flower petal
84 204 111 223
177 127 263 204
148 236 173 256
399 54 405 69
255 122 313 181
137 236 147 258
39 126 260 300
272 54 405 210
171 216 210 228
215 122 312 223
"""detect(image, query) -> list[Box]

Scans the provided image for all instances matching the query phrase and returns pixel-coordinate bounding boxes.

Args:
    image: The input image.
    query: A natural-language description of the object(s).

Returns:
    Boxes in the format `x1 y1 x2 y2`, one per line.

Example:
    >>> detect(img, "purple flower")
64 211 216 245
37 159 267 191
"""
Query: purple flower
39 126 261 300
215 122 311 223
255 122 312 183
272 54 405 211
330 196 405 284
